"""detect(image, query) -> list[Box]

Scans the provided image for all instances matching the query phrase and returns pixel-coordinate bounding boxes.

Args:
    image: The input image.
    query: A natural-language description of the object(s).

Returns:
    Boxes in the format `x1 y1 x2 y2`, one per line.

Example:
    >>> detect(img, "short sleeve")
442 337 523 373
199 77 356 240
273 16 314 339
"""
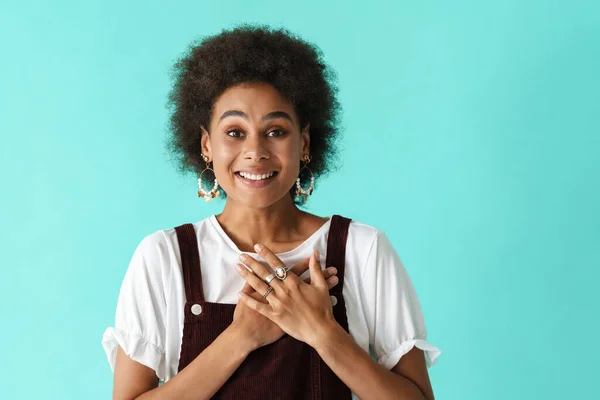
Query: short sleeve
102 233 167 380
359 230 441 370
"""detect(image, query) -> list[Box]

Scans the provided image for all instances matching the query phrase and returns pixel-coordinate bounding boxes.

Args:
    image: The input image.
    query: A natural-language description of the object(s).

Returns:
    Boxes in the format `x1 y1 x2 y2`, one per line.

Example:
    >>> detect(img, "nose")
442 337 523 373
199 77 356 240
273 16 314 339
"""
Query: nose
243 134 270 161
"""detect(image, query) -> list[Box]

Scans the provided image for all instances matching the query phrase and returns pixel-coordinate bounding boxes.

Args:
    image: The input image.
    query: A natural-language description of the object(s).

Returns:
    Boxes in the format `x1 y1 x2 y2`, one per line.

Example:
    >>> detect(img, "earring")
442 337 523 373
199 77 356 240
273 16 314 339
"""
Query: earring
198 154 220 202
295 154 315 201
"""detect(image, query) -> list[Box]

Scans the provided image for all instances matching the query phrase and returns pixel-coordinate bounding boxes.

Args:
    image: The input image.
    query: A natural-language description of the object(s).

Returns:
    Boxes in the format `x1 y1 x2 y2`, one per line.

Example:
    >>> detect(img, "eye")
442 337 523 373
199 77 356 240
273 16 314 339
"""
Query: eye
226 129 244 138
267 129 286 137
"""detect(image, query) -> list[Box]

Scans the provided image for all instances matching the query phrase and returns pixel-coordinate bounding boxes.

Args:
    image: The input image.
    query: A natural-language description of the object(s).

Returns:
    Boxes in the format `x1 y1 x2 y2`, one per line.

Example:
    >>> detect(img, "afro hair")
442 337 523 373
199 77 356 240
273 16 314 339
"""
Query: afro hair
165 24 343 205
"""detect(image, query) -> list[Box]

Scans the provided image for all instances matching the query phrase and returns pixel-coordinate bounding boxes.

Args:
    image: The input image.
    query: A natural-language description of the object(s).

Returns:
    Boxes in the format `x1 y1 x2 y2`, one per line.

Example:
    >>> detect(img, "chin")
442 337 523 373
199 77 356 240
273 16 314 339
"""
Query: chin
232 190 294 209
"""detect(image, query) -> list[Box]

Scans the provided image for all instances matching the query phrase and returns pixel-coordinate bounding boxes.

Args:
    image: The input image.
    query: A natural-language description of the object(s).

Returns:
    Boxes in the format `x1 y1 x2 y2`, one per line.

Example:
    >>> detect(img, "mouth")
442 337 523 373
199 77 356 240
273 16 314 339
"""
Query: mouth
235 170 279 188
235 171 278 181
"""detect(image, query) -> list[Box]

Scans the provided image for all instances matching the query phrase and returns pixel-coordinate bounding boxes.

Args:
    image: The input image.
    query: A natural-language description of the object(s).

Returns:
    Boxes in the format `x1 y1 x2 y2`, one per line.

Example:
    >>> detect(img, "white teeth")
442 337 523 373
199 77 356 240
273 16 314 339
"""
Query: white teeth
239 171 275 181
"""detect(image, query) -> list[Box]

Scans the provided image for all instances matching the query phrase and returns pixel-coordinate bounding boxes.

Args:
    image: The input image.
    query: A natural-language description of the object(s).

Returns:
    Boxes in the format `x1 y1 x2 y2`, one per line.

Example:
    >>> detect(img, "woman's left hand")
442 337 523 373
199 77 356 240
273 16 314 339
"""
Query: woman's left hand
236 244 338 348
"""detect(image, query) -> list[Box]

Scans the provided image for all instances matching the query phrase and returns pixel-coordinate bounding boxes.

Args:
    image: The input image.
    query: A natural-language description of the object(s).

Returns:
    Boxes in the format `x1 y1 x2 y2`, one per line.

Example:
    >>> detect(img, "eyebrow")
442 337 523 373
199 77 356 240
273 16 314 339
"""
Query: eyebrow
218 110 294 124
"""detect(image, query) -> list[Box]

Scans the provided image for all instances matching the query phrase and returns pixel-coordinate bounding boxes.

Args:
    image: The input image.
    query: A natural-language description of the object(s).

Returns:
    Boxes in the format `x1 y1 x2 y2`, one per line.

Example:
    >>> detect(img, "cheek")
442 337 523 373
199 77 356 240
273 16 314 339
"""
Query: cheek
209 158 236 191
210 141 236 170
280 139 303 172
219 148 238 165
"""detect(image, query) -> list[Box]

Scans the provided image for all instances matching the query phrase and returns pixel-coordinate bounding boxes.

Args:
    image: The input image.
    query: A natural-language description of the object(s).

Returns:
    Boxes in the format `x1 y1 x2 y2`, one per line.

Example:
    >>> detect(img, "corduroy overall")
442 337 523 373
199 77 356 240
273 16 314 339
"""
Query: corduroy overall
173 215 353 399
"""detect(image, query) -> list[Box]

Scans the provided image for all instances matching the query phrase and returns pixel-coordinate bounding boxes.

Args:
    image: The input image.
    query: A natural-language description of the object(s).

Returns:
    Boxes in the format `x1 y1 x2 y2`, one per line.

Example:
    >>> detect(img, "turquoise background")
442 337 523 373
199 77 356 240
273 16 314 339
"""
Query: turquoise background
1 0 598 399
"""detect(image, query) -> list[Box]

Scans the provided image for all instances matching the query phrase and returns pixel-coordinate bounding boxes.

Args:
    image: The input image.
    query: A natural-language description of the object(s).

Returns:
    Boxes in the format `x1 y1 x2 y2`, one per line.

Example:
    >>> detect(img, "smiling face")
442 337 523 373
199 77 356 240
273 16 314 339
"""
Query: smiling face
201 82 310 209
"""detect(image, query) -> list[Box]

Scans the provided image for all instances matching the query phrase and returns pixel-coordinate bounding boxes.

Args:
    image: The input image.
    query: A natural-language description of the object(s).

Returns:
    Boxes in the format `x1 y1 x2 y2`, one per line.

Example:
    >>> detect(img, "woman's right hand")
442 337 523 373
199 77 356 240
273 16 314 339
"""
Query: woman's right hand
230 255 339 351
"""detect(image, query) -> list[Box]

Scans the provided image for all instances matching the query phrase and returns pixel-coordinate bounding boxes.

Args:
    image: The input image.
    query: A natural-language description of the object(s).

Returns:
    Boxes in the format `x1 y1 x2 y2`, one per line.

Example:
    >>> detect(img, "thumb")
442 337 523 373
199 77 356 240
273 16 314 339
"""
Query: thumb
309 250 326 289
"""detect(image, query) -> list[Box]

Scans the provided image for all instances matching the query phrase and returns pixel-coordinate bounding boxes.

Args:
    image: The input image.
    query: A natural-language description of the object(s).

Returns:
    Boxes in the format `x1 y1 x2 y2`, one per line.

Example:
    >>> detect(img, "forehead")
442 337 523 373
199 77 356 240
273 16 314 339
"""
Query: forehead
212 82 298 123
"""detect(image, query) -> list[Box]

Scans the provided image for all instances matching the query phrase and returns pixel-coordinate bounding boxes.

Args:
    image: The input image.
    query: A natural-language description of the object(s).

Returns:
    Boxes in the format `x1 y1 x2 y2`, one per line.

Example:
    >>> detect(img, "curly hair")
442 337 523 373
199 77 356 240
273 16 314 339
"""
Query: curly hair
165 24 343 205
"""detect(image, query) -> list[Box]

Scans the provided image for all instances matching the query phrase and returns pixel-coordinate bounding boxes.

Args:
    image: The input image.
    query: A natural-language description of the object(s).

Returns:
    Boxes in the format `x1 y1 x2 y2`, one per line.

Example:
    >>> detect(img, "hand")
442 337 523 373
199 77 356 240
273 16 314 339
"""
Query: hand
236 245 339 348
232 254 340 351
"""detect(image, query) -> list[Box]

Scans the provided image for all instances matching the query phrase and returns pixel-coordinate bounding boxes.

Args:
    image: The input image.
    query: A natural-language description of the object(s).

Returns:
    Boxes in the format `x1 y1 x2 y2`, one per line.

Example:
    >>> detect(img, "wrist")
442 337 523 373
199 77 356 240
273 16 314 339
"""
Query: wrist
225 322 259 355
310 317 344 353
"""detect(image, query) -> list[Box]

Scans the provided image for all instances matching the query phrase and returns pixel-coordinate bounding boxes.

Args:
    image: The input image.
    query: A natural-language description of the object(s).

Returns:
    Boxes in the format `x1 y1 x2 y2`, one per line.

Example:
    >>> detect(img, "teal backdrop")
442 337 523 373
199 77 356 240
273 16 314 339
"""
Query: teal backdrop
1 1 598 399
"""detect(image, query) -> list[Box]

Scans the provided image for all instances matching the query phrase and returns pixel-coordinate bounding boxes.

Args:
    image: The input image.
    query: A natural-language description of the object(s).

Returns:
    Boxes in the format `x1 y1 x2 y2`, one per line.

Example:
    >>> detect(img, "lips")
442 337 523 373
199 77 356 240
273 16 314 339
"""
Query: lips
235 171 278 188
236 171 278 181
236 169 278 180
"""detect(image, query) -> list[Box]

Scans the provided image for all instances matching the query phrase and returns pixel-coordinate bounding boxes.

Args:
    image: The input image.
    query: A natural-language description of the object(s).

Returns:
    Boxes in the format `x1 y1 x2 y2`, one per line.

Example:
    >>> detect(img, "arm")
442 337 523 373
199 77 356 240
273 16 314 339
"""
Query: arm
313 321 434 400
113 261 338 400
237 239 440 399
107 234 253 400
113 323 255 400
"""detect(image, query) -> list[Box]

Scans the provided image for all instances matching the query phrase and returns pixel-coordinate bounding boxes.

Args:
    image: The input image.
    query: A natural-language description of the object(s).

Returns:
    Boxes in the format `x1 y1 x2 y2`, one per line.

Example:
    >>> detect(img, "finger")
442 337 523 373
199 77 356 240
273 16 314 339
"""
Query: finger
247 290 270 304
289 257 311 278
239 253 284 290
241 282 254 295
322 266 337 280
304 266 337 285
253 244 303 287
253 243 285 268
235 263 277 301
326 275 339 290
309 250 327 289
238 292 273 317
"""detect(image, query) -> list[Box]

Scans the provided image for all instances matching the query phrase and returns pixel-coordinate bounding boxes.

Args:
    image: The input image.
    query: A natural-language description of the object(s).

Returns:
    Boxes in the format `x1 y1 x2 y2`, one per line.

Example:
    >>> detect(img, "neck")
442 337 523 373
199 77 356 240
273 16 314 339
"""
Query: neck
215 194 306 253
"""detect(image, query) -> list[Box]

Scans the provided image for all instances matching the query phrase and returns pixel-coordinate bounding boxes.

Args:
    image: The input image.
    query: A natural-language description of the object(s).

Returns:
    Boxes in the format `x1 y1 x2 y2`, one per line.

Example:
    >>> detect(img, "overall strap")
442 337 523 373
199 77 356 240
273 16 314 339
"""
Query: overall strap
311 214 352 400
325 214 351 296
174 223 205 303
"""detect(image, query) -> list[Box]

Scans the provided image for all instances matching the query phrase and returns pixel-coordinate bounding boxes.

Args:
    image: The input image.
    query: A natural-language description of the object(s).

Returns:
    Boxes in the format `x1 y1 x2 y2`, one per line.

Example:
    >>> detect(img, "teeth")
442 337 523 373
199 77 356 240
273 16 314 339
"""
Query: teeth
239 171 275 181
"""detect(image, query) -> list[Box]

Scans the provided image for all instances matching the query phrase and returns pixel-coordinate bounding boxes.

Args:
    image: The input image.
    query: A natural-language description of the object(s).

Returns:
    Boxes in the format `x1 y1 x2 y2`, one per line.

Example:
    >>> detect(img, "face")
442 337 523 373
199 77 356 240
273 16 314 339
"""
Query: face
201 82 310 209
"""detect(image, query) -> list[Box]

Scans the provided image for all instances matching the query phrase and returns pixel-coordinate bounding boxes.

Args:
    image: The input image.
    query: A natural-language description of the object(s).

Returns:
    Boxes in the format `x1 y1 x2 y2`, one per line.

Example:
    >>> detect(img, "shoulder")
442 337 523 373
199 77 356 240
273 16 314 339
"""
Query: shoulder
128 217 214 275
139 216 214 252
346 218 381 243
342 217 387 252
339 217 391 271
133 228 175 261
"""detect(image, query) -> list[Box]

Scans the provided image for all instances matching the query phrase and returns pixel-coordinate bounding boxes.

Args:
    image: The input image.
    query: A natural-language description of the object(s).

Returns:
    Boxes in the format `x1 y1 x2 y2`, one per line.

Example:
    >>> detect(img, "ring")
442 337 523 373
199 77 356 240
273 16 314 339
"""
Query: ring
263 286 274 298
264 274 276 284
275 265 291 280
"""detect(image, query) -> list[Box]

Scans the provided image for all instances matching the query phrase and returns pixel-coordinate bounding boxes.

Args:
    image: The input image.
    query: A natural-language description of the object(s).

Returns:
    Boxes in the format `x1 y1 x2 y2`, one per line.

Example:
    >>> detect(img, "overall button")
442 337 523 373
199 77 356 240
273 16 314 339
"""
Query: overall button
191 304 202 315
330 295 338 306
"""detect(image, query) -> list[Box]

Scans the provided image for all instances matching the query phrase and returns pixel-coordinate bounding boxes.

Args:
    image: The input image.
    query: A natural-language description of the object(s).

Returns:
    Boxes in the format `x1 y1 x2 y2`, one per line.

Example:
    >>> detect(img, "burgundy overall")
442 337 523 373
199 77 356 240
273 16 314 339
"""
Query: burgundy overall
174 215 353 399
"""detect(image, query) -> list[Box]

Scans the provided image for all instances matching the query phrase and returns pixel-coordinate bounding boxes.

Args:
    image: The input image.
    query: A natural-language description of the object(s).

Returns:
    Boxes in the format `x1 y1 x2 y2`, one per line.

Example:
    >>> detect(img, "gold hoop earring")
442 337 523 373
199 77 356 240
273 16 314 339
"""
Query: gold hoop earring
295 154 314 201
198 154 220 202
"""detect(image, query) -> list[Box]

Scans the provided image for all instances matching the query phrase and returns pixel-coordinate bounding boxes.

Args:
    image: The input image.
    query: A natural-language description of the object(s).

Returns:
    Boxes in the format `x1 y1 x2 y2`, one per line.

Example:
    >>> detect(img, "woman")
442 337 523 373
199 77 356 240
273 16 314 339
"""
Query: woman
102 25 441 399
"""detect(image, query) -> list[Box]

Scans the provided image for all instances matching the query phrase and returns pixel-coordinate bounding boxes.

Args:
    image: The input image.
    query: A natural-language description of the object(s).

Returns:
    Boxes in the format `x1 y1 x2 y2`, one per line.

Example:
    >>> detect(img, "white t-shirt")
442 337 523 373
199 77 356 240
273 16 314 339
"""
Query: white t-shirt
102 215 441 394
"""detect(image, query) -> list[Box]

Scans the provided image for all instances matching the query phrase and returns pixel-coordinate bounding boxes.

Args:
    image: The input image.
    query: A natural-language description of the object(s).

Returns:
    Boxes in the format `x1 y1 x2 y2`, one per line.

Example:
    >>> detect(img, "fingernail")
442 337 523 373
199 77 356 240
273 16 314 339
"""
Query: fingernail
239 254 248 261
254 243 263 252
331 277 338 284
238 292 243 298
235 264 243 272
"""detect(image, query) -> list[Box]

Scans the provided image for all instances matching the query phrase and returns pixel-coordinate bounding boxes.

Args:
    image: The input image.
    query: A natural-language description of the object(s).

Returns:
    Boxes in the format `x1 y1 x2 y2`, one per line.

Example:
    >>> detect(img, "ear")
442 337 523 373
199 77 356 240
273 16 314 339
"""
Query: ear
200 125 211 160
300 123 310 159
